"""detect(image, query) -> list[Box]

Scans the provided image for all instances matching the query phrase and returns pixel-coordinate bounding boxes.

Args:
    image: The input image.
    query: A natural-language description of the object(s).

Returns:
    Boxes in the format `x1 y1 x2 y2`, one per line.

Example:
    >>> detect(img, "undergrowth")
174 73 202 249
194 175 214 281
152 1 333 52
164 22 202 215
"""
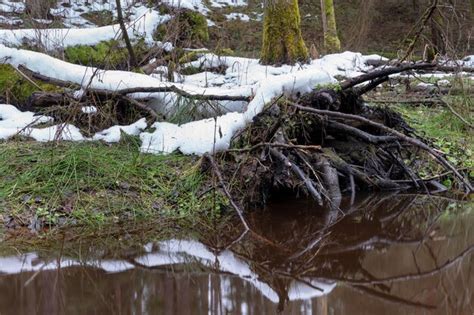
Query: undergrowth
0 64 60 105
393 97 473 183
64 39 149 69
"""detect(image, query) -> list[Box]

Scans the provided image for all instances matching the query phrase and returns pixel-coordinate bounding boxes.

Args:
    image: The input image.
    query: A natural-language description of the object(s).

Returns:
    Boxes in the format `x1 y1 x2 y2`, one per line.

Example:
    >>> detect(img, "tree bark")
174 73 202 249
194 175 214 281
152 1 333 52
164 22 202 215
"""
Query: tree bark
320 0 341 53
430 7 445 54
260 0 309 65
25 0 55 19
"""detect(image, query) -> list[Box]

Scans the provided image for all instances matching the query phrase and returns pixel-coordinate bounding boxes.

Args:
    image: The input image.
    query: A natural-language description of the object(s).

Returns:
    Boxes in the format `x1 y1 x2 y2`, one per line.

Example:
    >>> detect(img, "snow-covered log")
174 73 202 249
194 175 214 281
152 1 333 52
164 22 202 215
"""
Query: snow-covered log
2 45 410 155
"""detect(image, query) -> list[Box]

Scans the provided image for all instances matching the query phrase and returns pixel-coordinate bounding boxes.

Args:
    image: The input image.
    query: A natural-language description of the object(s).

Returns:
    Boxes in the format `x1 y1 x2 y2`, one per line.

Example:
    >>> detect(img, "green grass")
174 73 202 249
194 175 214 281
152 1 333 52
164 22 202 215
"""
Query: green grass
393 96 473 179
0 139 221 233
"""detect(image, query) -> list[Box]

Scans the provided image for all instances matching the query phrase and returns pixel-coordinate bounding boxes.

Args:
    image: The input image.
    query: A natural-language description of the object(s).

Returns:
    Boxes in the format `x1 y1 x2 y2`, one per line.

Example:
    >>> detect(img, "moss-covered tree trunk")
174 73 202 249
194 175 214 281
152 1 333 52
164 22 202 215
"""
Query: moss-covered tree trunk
320 0 341 53
260 0 309 65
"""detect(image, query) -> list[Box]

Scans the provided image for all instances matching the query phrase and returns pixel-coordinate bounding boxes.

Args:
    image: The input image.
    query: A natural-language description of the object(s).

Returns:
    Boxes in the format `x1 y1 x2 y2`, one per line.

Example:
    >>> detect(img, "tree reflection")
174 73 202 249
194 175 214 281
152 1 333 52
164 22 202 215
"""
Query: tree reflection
0 194 472 315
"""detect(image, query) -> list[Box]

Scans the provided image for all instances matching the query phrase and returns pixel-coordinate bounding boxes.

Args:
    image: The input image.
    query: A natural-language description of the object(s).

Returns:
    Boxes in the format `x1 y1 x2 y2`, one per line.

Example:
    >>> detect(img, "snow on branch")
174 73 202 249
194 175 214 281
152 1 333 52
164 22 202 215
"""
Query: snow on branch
0 45 398 155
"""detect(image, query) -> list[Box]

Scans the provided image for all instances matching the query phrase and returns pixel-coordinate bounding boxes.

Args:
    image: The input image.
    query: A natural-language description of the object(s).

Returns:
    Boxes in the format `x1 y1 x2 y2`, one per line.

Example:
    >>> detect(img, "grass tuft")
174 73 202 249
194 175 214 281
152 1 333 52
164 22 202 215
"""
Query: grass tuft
0 141 220 232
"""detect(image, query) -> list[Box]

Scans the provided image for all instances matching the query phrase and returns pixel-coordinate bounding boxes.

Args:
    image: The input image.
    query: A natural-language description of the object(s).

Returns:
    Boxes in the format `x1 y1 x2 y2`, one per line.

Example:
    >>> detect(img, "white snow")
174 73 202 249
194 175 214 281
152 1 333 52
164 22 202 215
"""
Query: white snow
160 0 247 14
225 13 250 22
0 104 52 140
92 118 147 142
24 124 86 142
416 82 435 89
0 45 249 106
437 79 451 87
0 7 169 50
51 0 146 28
461 55 474 67
0 104 143 143
140 52 384 155
81 106 98 114
209 0 247 8
161 0 210 14
0 0 25 14
0 45 392 154
0 15 22 26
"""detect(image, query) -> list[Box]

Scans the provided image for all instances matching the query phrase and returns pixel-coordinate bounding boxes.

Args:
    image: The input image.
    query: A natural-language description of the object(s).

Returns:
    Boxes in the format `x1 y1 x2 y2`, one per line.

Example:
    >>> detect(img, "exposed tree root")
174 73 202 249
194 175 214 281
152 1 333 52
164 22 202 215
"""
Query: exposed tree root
214 70 472 209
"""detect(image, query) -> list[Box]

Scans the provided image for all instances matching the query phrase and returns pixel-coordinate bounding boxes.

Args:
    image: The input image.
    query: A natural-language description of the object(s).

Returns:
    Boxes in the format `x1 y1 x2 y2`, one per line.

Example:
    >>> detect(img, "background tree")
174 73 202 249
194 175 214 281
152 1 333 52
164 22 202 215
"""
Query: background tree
320 0 341 53
260 0 309 65
25 0 56 19
430 6 445 55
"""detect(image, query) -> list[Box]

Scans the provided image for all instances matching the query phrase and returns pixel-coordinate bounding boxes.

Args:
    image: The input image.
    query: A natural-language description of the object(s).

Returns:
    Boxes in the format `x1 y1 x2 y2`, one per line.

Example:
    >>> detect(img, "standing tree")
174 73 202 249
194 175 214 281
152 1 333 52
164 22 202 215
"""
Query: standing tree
320 0 341 53
25 0 56 19
260 0 309 65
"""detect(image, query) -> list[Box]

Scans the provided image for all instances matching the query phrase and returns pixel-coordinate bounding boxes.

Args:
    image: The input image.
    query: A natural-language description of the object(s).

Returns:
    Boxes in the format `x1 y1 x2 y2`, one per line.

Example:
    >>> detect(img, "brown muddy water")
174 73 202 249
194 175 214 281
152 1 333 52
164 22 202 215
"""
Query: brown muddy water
0 194 472 315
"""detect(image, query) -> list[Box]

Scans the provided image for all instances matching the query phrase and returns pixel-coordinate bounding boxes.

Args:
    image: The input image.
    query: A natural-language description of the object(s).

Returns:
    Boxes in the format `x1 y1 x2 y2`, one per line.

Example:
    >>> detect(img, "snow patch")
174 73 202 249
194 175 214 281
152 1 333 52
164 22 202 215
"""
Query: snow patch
0 8 169 49
0 0 25 14
225 13 250 22
0 104 52 140
81 106 98 114
93 118 148 143
24 124 86 142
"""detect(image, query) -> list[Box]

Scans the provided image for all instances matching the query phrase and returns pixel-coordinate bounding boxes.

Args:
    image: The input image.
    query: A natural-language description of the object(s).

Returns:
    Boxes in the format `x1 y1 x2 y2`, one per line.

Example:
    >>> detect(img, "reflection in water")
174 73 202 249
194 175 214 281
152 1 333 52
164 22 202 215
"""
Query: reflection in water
0 194 472 314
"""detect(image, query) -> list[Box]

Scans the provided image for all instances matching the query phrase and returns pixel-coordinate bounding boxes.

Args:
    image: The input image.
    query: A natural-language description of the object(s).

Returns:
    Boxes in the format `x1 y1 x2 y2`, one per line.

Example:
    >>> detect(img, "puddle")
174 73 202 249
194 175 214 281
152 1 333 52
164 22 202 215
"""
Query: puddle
0 194 472 314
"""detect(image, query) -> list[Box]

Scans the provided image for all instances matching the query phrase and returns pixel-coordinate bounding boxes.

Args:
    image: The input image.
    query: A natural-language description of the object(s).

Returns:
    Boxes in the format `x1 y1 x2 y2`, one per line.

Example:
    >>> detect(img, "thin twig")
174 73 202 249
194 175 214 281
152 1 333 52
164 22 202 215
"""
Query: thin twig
399 0 439 63
204 154 250 231
121 95 161 121
269 148 323 205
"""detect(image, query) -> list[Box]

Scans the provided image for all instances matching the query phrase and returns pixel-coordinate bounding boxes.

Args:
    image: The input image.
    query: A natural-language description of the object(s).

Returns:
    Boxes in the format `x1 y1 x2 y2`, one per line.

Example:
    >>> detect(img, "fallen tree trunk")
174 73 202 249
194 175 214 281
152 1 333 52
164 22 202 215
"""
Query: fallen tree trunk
19 64 252 103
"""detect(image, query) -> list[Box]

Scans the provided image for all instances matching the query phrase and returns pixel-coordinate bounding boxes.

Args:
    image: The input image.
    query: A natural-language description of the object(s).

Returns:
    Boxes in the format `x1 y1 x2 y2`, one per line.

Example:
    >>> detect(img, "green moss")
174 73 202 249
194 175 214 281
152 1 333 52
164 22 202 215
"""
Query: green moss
65 39 148 69
0 64 60 105
322 0 341 53
178 51 201 64
260 0 309 65
181 11 209 43
180 66 202 75
214 47 235 56
153 24 168 41
315 82 342 91
153 10 209 46
80 10 114 26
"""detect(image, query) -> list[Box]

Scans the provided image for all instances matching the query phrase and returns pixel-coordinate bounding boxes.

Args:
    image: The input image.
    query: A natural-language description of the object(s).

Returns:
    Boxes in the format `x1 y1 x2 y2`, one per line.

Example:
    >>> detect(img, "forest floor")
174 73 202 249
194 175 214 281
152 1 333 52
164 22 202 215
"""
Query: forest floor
0 1 473 245
1 78 472 244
